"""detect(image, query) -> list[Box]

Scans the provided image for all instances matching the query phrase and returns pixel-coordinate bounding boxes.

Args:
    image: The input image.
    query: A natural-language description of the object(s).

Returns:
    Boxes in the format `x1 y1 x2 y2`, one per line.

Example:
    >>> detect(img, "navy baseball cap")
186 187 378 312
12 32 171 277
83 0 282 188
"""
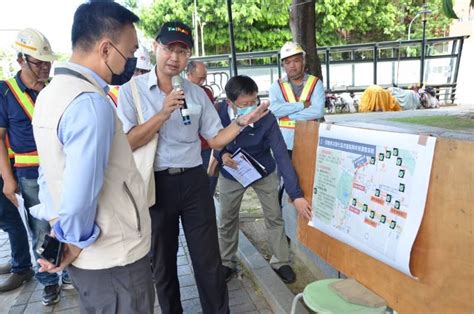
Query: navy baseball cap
156 21 193 49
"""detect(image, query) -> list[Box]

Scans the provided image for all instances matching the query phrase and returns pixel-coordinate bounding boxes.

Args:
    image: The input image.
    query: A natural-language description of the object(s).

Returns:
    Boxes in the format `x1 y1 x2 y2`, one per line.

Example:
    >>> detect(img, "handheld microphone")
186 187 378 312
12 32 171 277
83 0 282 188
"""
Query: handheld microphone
171 75 191 125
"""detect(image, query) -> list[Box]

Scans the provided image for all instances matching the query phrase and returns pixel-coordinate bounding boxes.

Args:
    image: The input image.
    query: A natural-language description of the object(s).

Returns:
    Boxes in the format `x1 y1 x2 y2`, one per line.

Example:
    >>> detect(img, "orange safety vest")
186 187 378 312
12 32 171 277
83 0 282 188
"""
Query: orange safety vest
108 86 120 107
4 78 39 167
277 75 318 129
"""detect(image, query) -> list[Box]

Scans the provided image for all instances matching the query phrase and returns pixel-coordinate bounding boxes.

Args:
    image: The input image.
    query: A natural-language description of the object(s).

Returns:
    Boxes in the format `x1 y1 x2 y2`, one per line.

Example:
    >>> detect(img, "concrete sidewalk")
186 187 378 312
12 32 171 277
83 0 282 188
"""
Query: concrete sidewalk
0 224 272 314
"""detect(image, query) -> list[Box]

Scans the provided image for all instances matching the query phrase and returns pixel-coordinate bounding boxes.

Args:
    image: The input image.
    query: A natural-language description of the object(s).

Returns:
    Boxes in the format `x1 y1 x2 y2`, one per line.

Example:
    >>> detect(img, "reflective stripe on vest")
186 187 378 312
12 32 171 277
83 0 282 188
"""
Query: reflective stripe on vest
108 86 120 107
5 136 14 159
14 151 39 167
4 78 35 120
4 78 38 166
277 75 318 129
8 147 15 159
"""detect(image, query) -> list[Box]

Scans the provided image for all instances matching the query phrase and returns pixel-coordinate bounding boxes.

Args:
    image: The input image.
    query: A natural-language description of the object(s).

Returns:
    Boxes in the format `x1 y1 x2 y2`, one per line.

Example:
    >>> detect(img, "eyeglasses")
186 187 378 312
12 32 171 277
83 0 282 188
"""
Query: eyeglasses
26 58 51 68
234 96 260 108
159 43 192 58
109 42 128 62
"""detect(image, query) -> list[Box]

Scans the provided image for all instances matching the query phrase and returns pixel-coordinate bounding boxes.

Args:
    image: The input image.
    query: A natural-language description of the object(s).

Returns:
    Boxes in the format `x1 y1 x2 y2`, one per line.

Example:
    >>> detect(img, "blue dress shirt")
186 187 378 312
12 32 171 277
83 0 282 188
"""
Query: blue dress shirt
38 62 115 249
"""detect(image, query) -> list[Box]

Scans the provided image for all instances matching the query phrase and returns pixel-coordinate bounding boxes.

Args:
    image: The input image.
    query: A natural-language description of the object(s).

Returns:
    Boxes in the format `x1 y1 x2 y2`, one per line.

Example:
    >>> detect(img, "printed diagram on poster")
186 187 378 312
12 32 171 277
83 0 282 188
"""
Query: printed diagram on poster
309 124 436 277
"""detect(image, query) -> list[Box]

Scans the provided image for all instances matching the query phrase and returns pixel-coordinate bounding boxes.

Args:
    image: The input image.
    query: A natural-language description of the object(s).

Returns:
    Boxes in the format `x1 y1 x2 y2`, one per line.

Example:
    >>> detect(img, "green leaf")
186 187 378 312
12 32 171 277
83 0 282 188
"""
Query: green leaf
442 0 459 19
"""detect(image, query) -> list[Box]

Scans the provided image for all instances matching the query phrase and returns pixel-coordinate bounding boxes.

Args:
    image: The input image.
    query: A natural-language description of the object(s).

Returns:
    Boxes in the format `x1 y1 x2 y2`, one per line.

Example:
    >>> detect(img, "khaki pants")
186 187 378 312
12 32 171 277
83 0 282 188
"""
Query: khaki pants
217 171 290 269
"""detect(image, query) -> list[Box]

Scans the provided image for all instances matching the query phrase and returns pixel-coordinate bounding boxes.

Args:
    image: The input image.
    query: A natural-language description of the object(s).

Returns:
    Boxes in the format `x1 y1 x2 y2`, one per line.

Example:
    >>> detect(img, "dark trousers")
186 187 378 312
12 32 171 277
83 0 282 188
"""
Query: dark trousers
18 176 59 286
0 178 32 273
278 150 293 207
151 167 229 314
201 148 218 196
67 255 154 314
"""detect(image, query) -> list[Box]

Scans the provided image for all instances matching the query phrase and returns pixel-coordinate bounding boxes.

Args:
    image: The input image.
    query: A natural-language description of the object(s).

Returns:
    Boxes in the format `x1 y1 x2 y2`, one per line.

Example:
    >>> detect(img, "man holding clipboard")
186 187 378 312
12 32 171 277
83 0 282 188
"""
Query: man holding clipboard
214 76 312 283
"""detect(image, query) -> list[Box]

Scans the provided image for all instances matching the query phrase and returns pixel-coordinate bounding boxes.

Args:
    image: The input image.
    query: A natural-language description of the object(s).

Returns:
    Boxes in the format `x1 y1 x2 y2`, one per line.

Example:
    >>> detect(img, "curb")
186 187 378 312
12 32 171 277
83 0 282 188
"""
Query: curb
238 230 308 314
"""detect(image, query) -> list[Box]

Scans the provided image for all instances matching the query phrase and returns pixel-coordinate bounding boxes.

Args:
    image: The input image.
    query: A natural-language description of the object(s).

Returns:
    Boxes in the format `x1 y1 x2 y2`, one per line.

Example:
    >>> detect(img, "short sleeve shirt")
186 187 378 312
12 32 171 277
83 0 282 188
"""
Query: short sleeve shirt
117 67 223 170
0 72 39 179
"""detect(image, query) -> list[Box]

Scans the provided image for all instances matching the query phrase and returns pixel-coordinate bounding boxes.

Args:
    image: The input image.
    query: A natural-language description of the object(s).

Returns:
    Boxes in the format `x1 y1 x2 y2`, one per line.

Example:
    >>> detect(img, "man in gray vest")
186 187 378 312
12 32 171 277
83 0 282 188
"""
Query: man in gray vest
31 2 154 312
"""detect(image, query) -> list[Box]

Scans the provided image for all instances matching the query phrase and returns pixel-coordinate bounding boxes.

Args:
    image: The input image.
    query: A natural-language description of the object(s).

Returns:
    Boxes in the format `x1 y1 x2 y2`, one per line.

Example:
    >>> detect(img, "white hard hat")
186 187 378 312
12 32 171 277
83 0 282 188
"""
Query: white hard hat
134 46 152 71
280 42 305 61
14 28 57 62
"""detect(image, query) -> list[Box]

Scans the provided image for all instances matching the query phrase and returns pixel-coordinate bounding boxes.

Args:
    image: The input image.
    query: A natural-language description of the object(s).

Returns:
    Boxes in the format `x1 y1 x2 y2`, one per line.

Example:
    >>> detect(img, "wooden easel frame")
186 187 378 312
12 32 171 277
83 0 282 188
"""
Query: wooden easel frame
293 121 473 313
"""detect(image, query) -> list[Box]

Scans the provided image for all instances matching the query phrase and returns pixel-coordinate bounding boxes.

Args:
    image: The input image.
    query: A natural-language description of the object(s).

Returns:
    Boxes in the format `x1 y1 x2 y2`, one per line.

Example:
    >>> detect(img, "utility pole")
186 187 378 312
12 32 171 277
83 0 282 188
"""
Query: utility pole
193 0 199 56
227 0 238 76
200 22 206 56
289 0 322 79
420 4 429 86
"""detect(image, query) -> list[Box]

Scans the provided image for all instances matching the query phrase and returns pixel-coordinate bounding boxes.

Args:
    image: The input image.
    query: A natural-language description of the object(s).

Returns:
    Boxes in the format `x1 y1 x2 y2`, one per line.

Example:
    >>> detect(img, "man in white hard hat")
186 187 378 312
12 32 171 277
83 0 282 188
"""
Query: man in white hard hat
0 28 67 304
269 42 325 156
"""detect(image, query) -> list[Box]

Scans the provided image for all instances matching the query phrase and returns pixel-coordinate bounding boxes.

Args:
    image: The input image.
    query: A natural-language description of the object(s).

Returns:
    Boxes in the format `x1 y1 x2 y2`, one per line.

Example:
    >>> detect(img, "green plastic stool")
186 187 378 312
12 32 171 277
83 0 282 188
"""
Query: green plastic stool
290 279 387 314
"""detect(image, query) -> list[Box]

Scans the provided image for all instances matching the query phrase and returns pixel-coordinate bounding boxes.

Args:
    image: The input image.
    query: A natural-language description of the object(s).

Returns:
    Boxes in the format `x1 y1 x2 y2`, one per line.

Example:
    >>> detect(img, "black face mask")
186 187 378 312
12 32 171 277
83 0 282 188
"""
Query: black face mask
106 43 137 86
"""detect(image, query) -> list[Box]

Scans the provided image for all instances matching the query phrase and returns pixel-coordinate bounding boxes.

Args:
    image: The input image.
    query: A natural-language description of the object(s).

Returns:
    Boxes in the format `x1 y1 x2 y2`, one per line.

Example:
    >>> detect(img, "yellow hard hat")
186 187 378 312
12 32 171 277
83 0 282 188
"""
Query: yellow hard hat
14 28 57 62
280 42 305 61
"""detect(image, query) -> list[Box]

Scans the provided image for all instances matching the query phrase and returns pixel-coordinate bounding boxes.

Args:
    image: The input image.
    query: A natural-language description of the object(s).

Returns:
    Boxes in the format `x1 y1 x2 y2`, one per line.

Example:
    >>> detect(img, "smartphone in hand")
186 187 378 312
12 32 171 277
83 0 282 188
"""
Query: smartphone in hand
36 234 64 267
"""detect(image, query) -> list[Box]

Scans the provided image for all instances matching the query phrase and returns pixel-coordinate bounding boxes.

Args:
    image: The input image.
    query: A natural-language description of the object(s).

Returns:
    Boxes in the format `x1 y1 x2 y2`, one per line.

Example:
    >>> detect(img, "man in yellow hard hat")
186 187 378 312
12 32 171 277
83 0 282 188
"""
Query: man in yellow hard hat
0 28 67 304
269 42 325 156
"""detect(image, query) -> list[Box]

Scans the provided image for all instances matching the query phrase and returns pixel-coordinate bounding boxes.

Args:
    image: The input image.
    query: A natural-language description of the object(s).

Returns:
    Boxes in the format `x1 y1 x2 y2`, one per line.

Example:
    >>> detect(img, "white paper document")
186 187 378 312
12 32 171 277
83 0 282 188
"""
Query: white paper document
15 193 31 238
223 151 263 187
309 124 436 278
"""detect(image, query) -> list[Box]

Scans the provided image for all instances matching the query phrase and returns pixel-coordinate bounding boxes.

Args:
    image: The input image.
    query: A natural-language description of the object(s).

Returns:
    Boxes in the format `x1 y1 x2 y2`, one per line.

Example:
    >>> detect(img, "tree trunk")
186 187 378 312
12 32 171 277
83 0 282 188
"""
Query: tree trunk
289 0 323 80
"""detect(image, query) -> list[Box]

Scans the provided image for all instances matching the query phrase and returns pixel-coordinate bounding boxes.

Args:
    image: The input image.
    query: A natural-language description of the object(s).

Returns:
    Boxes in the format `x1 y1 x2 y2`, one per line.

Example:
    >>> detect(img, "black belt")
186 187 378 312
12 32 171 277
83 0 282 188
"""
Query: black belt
155 166 200 176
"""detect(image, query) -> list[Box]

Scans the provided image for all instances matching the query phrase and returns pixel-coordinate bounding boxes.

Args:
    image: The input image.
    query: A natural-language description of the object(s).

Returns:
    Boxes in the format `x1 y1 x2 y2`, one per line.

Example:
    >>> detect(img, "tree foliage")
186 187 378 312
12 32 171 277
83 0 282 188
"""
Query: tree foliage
315 0 451 46
139 0 293 55
138 0 452 53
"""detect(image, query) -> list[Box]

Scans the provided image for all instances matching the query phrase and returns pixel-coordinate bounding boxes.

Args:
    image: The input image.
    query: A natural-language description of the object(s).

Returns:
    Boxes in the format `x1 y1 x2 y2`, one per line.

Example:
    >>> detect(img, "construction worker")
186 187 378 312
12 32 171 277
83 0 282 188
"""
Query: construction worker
108 45 152 106
269 42 325 156
0 28 68 305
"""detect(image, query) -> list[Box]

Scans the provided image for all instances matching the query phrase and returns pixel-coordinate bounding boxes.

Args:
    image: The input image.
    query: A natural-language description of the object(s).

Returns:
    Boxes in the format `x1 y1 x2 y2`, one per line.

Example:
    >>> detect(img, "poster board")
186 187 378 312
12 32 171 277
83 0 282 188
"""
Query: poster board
309 124 436 277
293 121 474 313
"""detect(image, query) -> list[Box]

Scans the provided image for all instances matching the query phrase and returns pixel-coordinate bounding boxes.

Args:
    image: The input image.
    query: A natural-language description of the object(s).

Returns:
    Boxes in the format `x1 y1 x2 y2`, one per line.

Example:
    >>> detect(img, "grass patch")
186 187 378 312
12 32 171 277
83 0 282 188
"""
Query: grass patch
388 115 474 130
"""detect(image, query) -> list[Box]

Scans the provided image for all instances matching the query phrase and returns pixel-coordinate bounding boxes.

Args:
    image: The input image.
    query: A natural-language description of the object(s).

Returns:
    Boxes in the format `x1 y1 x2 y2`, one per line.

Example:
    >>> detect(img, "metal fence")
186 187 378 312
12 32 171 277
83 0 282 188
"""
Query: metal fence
191 35 468 103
